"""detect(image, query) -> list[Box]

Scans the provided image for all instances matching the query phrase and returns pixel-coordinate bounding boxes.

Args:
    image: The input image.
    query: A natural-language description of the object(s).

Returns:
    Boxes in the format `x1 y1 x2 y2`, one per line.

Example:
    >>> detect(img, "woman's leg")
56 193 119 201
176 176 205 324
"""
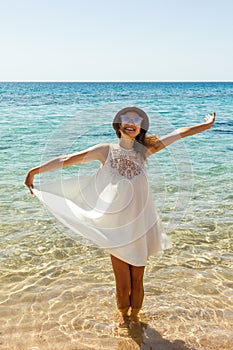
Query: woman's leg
130 265 145 322
110 255 145 325
111 255 131 309
130 265 145 308
110 255 131 323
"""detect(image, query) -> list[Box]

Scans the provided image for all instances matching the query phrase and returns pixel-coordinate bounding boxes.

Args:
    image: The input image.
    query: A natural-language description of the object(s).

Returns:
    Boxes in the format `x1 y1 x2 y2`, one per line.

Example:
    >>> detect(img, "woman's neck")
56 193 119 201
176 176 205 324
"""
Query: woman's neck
119 137 135 150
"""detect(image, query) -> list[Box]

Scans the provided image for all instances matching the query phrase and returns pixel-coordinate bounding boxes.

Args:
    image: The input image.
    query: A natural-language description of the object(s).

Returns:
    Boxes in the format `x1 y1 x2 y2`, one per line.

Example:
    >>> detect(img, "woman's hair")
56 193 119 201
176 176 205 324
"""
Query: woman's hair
112 106 160 158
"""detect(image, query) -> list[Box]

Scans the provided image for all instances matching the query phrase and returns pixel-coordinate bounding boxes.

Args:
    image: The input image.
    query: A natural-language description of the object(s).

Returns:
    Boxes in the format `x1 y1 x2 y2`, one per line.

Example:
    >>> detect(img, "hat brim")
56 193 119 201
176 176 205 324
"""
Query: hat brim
113 106 149 131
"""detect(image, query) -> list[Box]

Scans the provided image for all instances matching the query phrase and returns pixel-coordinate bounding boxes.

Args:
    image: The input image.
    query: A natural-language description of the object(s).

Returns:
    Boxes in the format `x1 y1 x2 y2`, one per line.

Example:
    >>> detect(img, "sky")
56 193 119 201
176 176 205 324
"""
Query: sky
0 0 232 82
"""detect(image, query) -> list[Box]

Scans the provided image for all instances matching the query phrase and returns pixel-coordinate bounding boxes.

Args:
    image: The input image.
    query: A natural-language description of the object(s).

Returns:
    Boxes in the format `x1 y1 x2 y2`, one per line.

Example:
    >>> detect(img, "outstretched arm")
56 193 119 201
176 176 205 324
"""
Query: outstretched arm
147 112 216 156
25 144 109 193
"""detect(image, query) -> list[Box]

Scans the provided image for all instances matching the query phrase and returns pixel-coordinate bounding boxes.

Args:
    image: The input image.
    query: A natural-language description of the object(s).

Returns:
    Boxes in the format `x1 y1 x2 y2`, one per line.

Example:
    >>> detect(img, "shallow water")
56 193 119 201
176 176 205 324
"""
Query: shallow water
0 82 232 349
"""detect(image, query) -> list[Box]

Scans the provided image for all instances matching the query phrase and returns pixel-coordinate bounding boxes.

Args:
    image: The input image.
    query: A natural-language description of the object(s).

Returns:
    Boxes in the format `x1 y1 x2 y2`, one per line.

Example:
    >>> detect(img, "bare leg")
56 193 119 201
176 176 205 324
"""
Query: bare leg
130 265 145 324
111 255 146 326
130 265 145 309
110 255 131 325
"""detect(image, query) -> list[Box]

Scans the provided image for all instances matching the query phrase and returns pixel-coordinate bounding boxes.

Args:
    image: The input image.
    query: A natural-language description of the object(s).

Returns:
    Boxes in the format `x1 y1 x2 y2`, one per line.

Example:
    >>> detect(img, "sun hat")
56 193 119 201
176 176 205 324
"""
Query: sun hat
112 106 149 131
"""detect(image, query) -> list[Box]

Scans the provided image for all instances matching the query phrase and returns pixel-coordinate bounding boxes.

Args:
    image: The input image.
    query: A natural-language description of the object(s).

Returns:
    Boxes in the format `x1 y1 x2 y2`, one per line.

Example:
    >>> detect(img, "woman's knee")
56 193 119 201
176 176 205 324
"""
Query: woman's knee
131 267 145 291
116 283 131 297
131 277 144 292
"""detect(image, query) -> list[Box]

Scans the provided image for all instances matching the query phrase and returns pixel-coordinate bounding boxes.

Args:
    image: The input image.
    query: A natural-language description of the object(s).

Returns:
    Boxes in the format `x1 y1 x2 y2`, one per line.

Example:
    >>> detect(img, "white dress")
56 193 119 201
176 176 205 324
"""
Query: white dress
33 143 171 266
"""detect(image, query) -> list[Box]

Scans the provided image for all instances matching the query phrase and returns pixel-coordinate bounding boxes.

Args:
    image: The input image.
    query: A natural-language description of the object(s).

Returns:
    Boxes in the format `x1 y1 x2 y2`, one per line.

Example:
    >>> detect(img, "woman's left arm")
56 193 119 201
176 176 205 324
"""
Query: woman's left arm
175 112 216 138
147 112 216 155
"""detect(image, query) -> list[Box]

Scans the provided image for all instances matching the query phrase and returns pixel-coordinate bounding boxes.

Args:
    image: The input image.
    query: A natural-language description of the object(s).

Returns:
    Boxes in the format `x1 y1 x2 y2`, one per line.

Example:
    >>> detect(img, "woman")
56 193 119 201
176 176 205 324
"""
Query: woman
25 106 215 327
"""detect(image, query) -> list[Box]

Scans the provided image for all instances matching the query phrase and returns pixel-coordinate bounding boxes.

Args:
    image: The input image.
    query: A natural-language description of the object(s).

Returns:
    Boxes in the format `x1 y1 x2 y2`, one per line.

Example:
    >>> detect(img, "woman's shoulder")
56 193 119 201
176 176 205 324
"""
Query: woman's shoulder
93 143 111 164
86 143 110 153
78 143 110 165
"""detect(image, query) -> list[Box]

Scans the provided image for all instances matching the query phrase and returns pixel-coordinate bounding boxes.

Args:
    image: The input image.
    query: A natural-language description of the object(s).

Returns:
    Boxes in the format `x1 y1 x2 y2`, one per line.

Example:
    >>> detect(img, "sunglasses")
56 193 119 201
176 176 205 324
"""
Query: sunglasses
120 114 143 125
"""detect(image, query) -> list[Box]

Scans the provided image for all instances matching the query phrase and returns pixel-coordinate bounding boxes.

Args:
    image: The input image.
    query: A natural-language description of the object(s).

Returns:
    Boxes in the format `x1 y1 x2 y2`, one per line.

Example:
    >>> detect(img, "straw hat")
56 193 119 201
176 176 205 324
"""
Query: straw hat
112 106 149 131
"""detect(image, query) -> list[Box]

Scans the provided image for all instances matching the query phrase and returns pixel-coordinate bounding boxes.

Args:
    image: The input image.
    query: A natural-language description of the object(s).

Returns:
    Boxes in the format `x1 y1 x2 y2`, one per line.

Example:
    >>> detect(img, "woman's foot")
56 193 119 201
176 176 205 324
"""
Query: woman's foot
117 307 130 327
118 314 130 327
130 315 140 327
129 309 141 329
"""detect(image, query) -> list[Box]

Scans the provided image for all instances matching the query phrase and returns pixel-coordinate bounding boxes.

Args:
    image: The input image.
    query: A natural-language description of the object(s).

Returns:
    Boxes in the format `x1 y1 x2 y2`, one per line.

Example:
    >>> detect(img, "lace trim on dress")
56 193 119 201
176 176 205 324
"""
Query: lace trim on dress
109 144 144 179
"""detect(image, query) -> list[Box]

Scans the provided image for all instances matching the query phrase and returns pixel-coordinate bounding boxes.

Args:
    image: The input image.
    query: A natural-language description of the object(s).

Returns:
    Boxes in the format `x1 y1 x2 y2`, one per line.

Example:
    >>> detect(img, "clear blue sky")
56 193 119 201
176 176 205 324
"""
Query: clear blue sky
0 0 232 81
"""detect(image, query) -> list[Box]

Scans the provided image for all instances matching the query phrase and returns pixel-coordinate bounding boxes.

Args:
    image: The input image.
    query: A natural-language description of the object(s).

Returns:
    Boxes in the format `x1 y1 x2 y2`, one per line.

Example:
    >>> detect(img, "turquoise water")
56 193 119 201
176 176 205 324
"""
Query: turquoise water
0 82 232 349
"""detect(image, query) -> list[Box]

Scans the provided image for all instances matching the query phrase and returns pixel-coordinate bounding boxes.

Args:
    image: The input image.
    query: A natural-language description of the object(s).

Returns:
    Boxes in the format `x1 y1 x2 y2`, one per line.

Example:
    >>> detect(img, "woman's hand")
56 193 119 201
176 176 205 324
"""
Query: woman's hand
204 112 216 128
25 170 35 195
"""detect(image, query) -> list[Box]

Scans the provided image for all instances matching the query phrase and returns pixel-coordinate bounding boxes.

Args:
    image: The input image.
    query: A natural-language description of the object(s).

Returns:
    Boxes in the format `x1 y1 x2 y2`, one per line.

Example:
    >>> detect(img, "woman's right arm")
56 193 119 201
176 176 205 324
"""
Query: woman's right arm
25 144 109 193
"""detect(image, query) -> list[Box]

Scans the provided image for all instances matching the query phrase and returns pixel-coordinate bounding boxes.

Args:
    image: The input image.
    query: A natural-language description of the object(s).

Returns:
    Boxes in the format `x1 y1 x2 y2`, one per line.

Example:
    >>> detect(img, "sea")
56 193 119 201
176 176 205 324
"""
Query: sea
0 82 232 350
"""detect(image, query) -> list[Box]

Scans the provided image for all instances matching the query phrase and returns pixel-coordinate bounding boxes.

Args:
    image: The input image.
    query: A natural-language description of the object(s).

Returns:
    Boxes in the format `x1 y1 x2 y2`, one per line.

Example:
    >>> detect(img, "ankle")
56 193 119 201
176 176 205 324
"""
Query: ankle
119 306 130 317
131 308 141 317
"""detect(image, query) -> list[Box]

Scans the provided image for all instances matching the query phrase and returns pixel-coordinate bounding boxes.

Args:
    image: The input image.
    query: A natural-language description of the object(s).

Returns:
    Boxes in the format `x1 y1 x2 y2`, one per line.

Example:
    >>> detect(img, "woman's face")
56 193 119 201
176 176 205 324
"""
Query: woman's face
119 112 142 139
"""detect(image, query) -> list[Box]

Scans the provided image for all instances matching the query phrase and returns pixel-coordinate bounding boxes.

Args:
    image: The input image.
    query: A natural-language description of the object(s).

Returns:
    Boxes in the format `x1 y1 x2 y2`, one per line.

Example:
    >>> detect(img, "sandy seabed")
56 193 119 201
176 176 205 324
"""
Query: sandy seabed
1 271 232 350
